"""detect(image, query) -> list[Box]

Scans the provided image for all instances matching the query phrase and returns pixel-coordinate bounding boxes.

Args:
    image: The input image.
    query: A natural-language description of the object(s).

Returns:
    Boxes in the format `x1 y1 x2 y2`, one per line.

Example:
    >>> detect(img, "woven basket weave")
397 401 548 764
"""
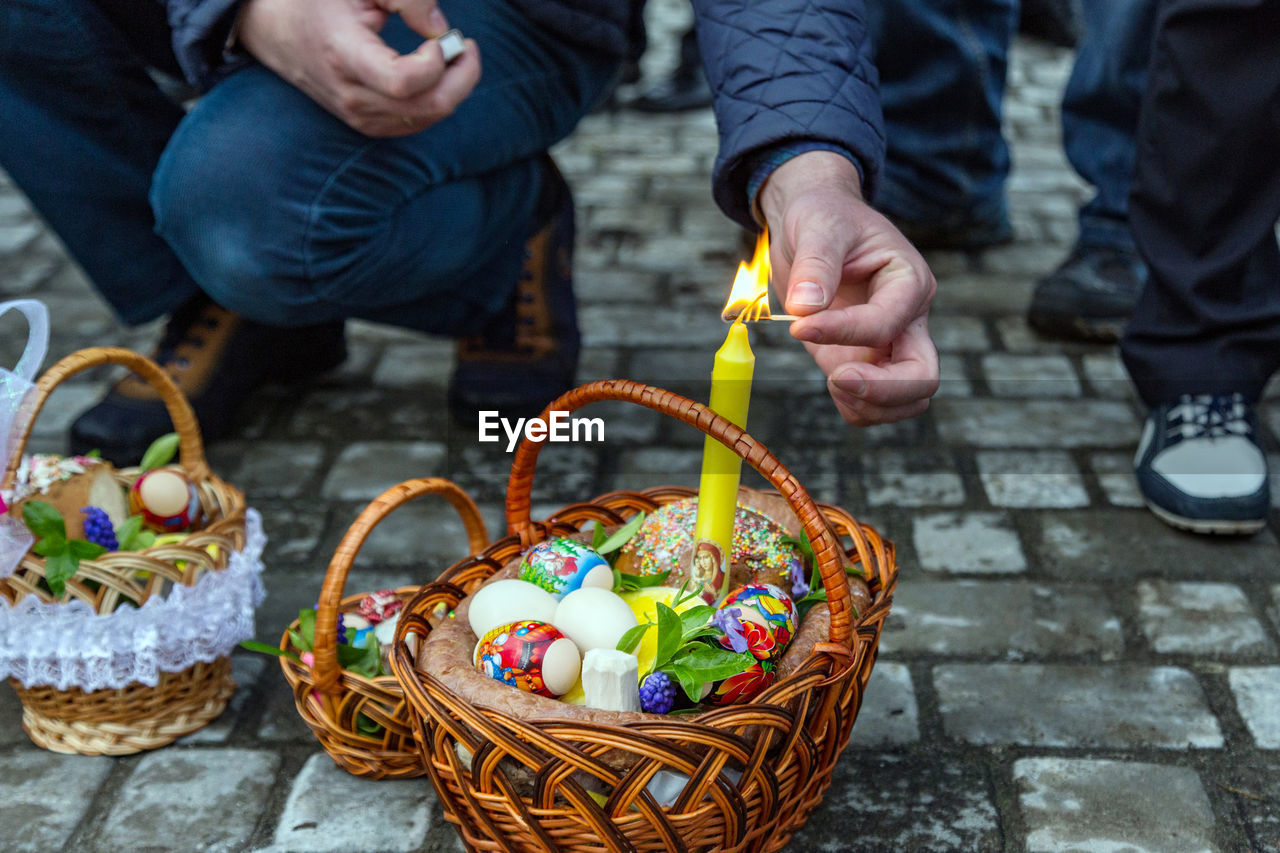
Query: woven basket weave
279 477 490 779
1 348 247 755
390 380 897 852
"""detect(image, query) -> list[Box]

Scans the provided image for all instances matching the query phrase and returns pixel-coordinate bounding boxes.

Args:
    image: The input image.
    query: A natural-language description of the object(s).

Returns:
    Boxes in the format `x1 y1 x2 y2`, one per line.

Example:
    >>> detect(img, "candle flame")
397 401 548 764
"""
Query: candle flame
720 231 772 322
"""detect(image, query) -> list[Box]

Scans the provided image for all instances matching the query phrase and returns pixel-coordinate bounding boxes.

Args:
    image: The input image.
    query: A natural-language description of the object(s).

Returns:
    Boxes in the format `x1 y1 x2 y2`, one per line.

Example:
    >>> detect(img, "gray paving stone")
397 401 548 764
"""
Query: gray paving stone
977 450 1090 508
935 664 1223 748
1014 758 1218 853
931 273 1035 314
934 398 1140 447
0 751 112 852
1137 582 1273 656
1228 667 1280 749
1082 351 1133 400
94 749 279 853
320 441 448 500
264 753 433 852
616 447 702 489
371 340 456 388
849 663 919 746
936 352 974 398
913 512 1027 574
209 441 326 499
982 353 1082 398
256 504 328 566
862 450 966 507
1230 758 1280 850
880 580 1123 657
930 314 990 351
1089 451 1145 507
788 751 999 851
1035 510 1280 580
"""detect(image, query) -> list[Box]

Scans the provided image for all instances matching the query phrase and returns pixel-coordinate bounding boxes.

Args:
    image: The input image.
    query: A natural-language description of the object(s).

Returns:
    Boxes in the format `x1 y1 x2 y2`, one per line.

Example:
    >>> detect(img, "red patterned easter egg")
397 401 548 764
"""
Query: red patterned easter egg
472 620 581 697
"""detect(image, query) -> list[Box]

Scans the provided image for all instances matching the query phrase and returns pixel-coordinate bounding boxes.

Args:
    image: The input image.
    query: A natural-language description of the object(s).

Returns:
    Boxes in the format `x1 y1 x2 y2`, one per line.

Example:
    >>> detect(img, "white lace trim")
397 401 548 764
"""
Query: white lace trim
0 509 267 691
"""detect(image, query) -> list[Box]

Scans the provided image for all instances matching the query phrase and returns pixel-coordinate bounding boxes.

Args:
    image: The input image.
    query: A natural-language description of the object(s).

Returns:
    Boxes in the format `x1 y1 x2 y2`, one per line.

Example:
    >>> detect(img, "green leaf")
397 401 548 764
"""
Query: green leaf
85 449 102 459
595 511 646 555
31 540 62 558
615 622 652 655
674 646 755 683
44 550 75 598
115 515 158 552
22 501 66 542
239 640 303 664
616 568 672 592
338 638 383 678
287 629 311 654
591 521 609 552
67 539 107 561
297 608 317 648
678 605 715 640
139 432 180 472
653 603 683 670
796 587 829 622
668 662 704 704
355 714 384 736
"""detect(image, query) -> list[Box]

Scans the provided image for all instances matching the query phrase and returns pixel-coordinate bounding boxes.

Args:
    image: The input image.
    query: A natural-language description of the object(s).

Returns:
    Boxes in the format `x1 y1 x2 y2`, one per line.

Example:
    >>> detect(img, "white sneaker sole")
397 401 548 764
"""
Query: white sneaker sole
1144 500 1268 536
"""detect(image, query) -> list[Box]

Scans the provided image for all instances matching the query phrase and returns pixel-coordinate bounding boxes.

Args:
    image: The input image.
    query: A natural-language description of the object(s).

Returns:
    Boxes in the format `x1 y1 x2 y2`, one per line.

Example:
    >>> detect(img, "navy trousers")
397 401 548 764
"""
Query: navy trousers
0 0 616 332
1120 0 1280 406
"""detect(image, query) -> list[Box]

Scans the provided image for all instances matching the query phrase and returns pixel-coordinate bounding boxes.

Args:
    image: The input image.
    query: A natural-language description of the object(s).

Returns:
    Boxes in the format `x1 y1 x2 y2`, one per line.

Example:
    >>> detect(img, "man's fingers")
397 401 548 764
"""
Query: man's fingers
339 26 445 100
820 317 939 415
790 256 933 348
375 0 450 38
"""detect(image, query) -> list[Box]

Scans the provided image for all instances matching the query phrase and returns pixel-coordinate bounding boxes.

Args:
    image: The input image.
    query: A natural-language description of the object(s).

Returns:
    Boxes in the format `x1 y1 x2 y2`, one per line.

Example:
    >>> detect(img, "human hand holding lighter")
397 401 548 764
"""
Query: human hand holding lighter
239 0 479 138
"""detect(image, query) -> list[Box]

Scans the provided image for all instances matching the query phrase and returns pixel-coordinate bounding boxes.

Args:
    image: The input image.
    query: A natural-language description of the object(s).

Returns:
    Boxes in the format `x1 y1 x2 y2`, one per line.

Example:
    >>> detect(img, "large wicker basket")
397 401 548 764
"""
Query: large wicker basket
279 477 490 779
390 380 897 852
0 348 250 755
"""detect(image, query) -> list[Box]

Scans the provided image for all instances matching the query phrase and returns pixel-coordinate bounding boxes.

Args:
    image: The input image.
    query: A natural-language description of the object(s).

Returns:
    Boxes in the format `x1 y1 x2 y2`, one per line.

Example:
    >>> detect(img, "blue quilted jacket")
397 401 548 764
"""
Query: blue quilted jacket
169 0 882 228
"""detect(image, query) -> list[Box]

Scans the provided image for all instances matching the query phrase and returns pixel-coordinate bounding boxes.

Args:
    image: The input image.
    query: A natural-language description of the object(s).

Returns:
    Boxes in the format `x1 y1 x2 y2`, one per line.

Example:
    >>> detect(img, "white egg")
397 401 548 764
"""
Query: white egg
467 579 559 638
580 564 615 591
373 612 399 646
553 587 639 653
541 637 583 696
344 613 372 633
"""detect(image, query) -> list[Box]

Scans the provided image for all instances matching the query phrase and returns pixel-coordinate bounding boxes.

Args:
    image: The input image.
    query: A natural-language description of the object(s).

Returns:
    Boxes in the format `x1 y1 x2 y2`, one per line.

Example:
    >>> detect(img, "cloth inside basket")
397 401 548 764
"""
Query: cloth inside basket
0 509 266 691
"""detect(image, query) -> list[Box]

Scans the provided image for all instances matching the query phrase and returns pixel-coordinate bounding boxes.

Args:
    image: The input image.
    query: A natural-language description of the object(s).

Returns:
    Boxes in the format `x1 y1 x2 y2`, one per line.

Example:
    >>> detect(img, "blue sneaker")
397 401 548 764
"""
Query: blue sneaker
1134 393 1271 535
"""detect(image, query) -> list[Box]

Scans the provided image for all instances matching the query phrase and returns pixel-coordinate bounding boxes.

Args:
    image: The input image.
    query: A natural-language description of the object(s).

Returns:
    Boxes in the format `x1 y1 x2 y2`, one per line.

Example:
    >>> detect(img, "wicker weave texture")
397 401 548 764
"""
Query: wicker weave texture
279 478 489 779
390 381 898 852
1 348 247 754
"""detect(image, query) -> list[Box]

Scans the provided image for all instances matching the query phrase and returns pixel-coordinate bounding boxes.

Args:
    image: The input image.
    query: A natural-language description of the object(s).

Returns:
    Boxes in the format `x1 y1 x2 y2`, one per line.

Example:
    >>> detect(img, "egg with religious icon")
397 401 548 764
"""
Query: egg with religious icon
714 583 797 663
129 469 202 533
518 537 613 600
473 620 581 697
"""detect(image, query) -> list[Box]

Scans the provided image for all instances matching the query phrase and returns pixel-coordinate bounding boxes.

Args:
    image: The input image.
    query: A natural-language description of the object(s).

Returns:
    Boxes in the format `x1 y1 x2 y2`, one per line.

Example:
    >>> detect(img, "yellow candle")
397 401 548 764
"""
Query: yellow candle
692 318 754 603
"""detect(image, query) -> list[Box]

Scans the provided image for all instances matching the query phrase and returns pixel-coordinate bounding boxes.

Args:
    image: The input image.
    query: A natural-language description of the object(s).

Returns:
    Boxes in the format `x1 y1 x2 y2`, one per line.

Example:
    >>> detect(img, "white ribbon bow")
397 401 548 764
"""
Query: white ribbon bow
0 300 50 578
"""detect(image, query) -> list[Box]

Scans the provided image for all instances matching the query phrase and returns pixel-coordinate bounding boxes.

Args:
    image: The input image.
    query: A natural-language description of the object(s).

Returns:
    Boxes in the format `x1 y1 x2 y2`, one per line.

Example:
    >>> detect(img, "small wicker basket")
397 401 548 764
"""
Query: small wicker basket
0 348 250 755
390 380 897 852
279 477 489 779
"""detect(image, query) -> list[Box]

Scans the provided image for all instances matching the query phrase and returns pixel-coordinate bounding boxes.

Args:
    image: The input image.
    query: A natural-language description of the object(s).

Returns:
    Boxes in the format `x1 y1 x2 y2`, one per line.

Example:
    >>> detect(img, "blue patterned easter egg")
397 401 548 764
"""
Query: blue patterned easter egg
518 538 612 600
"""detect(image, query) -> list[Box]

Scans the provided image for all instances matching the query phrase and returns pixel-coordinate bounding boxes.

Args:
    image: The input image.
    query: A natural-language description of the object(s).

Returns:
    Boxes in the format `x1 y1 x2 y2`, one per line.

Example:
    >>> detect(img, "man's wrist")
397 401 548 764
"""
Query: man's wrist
757 150 864 226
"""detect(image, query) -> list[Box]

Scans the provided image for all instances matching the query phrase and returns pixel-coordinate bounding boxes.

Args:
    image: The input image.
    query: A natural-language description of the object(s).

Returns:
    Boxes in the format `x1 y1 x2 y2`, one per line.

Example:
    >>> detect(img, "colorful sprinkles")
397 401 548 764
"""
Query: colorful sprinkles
621 498 800 580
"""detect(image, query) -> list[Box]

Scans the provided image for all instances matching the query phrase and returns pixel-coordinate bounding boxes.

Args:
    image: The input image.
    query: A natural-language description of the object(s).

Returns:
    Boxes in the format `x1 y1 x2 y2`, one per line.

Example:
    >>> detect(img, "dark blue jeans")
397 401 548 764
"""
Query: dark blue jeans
870 0 1156 250
0 0 617 332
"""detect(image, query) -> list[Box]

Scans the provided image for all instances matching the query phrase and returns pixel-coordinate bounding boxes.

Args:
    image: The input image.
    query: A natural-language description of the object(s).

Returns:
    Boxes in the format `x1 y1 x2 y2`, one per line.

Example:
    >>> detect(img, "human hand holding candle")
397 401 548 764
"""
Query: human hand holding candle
756 151 940 426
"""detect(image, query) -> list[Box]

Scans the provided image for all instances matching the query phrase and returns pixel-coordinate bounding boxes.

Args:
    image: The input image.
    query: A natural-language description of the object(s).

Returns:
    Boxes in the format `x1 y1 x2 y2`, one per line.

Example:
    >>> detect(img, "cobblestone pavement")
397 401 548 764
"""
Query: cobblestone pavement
2 4 1279 850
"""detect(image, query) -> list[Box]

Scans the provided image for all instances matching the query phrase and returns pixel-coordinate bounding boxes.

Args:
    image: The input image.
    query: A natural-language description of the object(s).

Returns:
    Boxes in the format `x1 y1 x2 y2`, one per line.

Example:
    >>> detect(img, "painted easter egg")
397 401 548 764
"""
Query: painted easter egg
717 583 797 662
466 579 559 639
702 659 776 707
130 469 202 532
518 538 613 600
473 620 581 697
553 587 638 654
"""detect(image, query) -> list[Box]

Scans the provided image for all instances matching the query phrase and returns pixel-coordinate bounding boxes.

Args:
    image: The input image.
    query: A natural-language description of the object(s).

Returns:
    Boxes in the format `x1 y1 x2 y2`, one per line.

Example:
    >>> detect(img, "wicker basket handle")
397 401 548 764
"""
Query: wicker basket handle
2 347 208 488
506 380 855 652
312 478 489 692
